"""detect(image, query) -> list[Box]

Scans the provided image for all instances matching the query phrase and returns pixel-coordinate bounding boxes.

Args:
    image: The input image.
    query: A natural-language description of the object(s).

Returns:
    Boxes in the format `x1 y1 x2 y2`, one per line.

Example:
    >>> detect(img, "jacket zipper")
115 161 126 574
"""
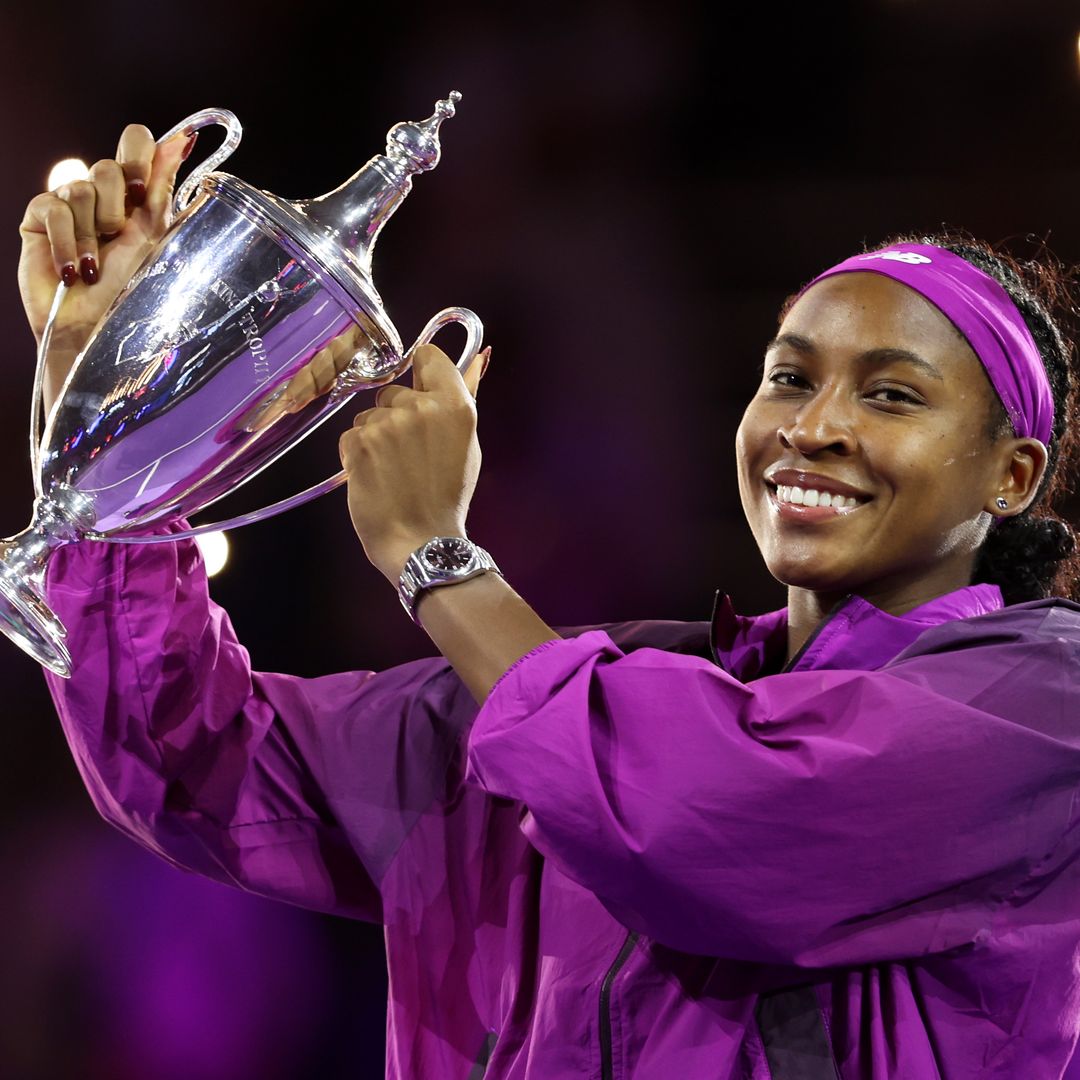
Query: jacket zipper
599 930 638 1080
596 599 846 1080
758 598 848 1080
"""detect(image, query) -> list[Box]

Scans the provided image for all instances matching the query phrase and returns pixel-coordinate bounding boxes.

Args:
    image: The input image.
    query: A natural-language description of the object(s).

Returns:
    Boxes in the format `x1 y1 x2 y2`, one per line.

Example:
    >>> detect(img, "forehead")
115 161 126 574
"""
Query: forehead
780 271 978 370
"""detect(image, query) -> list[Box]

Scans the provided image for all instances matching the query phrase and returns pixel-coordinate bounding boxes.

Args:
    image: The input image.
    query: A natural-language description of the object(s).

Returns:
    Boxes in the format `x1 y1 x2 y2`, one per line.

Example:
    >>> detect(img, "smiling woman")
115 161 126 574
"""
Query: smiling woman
738 233 1080 660
27 127 1080 1080
784 232 1080 605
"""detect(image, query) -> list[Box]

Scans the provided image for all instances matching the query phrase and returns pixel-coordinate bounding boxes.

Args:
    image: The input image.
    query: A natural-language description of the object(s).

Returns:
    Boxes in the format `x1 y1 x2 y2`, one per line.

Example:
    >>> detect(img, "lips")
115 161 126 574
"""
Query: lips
764 469 872 501
766 487 865 522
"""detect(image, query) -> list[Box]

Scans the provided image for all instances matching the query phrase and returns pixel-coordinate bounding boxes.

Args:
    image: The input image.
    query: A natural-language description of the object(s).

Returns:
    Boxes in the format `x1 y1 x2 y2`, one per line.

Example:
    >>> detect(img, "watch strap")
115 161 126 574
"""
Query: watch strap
398 537 502 623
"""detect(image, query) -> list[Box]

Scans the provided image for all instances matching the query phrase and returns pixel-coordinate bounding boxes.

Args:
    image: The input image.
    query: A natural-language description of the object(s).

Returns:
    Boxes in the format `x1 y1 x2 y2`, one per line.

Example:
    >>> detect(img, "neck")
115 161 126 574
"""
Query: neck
784 556 979 664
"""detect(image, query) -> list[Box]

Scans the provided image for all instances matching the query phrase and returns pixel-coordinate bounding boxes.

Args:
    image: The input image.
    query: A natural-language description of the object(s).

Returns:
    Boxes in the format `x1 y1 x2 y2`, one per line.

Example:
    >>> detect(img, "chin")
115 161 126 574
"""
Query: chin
765 558 867 595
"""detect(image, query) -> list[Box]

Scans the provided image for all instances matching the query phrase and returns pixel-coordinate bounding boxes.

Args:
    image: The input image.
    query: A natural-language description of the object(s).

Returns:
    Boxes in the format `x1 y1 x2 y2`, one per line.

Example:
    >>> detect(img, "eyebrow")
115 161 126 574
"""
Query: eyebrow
764 332 945 382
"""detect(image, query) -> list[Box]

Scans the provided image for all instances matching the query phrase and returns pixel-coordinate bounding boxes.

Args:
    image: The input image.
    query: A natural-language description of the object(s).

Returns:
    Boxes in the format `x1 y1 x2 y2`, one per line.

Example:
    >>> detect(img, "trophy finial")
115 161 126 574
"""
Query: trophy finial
386 91 462 174
299 92 463 276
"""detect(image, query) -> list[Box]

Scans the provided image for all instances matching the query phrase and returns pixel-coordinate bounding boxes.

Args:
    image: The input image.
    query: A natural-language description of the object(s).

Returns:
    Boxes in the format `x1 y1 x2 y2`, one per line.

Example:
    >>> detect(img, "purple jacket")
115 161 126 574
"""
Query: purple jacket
45 533 1080 1079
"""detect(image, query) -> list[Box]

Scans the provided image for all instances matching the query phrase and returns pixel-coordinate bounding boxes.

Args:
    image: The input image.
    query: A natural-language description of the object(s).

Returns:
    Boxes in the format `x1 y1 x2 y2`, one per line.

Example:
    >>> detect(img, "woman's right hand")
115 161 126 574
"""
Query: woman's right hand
18 124 196 408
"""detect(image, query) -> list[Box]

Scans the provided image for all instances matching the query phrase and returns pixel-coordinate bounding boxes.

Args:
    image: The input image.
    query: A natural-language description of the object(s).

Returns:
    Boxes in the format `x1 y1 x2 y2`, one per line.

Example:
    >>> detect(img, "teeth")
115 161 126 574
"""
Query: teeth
773 485 859 509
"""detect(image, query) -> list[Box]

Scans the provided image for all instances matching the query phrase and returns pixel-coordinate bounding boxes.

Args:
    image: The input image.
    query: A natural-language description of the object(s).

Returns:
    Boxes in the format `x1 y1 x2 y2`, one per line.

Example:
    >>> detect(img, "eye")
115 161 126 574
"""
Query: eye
766 369 810 390
866 384 923 407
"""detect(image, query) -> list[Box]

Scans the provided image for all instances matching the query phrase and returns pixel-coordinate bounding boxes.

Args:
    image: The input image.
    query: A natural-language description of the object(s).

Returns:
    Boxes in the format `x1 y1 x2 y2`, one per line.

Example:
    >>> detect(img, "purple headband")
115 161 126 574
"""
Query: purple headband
800 243 1054 446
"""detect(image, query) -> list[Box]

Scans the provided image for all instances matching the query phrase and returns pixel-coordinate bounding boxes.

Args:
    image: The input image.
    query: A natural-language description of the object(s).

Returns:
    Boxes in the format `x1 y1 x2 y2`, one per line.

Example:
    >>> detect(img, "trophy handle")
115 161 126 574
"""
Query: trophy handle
98 307 485 544
155 108 243 214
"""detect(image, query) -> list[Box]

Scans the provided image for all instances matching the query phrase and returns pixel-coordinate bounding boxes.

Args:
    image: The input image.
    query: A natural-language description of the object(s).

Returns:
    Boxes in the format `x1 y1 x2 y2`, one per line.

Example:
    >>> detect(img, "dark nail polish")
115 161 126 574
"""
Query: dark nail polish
181 132 198 161
79 255 99 285
100 231 120 243
126 180 146 209
479 346 492 379
61 263 78 288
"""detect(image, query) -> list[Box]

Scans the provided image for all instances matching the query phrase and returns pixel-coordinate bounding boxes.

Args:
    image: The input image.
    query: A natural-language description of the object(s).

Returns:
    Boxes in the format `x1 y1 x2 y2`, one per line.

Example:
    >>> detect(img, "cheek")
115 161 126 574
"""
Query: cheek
735 402 769 480
734 414 760 508
886 428 991 519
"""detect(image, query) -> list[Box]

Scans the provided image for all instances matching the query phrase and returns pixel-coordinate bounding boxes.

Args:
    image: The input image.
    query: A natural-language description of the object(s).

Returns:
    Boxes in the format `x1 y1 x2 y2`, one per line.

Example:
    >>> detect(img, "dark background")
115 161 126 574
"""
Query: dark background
1 1 1079 1076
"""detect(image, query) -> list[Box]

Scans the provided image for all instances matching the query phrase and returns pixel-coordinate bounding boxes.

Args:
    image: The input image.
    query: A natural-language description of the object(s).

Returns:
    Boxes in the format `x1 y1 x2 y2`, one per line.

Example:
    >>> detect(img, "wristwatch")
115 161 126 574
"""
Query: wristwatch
397 536 502 623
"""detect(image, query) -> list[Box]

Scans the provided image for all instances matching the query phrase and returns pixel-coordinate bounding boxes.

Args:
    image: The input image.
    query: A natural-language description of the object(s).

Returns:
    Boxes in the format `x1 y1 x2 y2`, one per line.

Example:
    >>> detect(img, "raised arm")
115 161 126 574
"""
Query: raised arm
338 344 562 702
21 124 481 922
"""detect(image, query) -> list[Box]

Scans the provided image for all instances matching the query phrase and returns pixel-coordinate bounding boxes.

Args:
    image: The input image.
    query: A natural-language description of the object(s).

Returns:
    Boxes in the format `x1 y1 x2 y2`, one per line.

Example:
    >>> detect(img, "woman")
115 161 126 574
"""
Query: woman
21 127 1080 1077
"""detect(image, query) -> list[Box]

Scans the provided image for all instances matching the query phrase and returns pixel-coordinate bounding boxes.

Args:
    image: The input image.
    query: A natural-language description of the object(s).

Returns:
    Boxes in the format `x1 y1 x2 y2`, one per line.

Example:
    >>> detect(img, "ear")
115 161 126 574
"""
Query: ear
986 437 1049 517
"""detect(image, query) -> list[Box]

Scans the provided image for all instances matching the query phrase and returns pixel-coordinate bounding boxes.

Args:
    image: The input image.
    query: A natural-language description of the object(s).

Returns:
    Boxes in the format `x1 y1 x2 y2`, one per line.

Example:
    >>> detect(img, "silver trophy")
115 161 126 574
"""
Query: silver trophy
1 93 483 677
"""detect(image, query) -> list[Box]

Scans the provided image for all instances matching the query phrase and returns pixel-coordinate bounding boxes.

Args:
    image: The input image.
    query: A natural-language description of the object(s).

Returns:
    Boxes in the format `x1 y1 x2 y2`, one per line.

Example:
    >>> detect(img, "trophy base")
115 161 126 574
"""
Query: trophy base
0 565 71 678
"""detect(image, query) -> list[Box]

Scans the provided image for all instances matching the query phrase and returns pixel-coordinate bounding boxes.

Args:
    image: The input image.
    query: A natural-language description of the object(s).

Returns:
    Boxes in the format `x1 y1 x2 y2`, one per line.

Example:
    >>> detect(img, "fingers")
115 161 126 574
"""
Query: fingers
409 343 457 392
380 344 491 408
350 406 384 429
145 127 198 226
299 341 493 449
461 347 491 399
374 383 422 409
20 122 169 290
278 339 352 410
88 158 126 237
21 192 79 285
21 183 104 285
298 344 340 398
327 325 365 367
116 123 155 211
58 180 101 284
410 343 491 396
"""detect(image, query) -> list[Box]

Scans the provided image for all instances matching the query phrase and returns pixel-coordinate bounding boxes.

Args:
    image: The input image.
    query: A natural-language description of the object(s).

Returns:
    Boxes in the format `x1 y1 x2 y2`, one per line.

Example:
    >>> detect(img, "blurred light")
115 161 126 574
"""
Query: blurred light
195 531 230 576
47 158 90 191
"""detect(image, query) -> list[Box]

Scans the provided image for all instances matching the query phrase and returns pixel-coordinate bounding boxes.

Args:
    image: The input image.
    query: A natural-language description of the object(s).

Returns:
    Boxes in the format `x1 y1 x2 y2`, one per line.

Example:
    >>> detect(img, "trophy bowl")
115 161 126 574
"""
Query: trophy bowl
1 95 483 677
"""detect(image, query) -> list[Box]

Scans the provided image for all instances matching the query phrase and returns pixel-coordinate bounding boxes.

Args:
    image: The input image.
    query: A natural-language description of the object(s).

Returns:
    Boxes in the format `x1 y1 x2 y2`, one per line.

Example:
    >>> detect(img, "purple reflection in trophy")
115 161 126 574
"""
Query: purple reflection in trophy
0 94 483 677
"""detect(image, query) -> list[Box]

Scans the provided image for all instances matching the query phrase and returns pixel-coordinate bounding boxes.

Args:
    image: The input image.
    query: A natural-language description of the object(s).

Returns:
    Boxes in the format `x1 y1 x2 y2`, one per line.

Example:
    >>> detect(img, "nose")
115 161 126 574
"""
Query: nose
777 385 857 456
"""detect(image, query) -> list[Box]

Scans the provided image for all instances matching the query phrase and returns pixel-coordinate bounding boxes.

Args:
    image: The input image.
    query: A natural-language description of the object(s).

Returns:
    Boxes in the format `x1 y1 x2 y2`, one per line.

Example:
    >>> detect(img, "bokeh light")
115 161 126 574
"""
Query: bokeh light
46 158 90 192
195 530 229 576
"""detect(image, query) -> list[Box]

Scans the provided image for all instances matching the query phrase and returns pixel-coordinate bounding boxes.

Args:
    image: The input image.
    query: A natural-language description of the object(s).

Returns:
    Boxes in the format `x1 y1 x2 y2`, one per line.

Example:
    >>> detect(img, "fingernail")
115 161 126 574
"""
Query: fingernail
60 263 78 288
125 179 146 209
181 131 198 161
479 345 492 379
79 255 99 285
100 231 120 243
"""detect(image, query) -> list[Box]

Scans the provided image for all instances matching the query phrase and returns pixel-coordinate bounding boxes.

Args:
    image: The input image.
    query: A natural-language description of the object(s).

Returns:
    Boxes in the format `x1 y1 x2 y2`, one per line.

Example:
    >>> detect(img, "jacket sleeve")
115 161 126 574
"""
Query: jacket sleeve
464 626 1080 966
45 529 477 924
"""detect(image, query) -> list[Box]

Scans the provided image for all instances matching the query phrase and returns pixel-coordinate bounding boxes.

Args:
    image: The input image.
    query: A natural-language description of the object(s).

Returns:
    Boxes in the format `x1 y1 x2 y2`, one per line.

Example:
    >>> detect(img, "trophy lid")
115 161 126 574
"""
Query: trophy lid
200 93 462 338
300 90 462 276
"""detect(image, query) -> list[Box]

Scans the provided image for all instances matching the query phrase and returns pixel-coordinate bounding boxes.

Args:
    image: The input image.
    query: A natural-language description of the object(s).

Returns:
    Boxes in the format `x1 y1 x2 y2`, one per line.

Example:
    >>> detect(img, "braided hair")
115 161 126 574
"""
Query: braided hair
782 229 1080 604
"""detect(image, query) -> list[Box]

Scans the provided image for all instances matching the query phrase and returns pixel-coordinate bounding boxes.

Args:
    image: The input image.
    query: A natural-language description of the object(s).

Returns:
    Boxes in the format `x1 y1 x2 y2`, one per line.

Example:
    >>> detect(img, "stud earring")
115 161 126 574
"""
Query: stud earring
995 497 1009 511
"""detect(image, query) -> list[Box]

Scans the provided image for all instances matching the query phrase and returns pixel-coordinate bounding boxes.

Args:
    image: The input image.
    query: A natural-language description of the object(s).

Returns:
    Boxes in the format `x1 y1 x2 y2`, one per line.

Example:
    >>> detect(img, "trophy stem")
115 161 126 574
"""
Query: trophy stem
0 542 71 678
0 489 96 677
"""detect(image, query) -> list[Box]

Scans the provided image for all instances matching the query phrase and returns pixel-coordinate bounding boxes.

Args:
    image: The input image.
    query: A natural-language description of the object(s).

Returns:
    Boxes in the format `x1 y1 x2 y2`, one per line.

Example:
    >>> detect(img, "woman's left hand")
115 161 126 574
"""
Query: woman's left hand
339 343 490 584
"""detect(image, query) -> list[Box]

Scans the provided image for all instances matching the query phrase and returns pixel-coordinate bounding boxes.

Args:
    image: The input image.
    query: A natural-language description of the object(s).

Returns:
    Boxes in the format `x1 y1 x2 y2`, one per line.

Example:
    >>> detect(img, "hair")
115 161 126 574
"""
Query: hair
782 228 1080 604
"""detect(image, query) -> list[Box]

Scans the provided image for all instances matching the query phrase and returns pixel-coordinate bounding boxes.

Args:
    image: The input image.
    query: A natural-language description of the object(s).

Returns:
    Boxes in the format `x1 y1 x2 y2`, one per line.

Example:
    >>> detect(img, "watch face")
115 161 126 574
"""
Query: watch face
423 537 473 572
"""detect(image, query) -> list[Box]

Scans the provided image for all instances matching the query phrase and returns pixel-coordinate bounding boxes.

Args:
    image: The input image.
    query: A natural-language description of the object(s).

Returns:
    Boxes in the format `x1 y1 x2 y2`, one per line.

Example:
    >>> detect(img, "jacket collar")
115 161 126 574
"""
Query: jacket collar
710 583 1004 681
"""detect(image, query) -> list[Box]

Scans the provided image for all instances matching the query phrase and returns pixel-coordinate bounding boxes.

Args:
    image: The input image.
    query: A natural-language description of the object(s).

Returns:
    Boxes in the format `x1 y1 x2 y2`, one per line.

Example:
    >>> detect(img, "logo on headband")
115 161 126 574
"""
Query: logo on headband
860 251 933 265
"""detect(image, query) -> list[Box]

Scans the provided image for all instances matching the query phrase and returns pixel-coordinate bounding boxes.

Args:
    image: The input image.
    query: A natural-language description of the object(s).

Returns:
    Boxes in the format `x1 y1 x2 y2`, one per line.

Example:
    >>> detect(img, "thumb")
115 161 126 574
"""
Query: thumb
145 128 198 227
462 346 491 399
